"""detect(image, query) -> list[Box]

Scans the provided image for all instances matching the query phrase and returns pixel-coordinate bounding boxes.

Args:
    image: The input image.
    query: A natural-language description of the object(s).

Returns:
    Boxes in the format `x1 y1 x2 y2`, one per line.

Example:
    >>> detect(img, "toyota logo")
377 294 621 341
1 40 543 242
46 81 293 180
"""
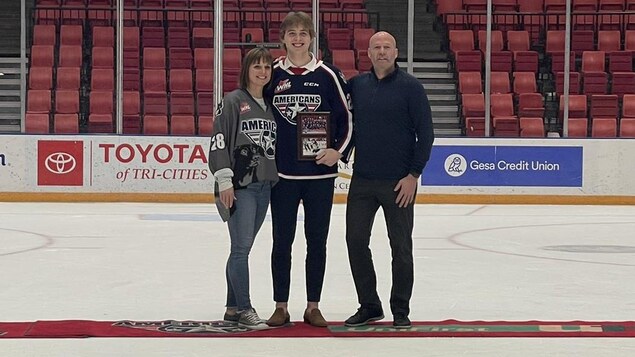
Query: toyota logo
45 152 76 174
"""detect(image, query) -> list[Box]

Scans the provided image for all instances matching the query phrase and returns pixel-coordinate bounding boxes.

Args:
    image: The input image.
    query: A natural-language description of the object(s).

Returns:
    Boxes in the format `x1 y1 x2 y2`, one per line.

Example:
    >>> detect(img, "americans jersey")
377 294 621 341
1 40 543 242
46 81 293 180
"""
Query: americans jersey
208 89 278 191
266 55 353 179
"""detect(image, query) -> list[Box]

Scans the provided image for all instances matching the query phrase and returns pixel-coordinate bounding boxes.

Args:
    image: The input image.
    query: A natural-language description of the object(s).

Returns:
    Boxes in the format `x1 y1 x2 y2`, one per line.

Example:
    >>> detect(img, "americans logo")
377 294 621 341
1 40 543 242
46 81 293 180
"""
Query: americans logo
241 119 277 159
272 94 321 124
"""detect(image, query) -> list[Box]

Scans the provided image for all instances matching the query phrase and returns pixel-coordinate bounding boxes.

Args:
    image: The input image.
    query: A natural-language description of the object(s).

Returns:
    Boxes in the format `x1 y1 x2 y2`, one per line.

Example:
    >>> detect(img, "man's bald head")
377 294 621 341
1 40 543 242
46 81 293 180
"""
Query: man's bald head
369 31 397 49
367 31 398 79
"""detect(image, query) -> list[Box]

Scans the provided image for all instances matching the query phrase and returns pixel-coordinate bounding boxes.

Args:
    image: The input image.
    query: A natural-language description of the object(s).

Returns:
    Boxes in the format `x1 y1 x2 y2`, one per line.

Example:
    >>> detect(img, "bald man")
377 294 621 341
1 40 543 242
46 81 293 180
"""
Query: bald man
344 31 434 329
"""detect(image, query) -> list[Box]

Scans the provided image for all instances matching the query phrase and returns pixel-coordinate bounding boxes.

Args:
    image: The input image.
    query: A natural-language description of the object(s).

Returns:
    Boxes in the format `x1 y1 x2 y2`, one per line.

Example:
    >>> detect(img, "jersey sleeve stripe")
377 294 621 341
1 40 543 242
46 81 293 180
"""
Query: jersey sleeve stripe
319 64 353 153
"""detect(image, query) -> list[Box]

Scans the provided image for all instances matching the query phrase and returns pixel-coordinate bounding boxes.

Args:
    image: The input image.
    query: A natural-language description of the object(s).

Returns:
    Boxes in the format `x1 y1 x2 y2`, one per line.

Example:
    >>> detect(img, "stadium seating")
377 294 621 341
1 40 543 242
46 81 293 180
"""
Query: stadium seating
518 93 545 118
458 72 482 94
559 94 588 123
620 118 635 137
591 118 618 137
567 118 589 137
431 0 635 136
520 118 546 137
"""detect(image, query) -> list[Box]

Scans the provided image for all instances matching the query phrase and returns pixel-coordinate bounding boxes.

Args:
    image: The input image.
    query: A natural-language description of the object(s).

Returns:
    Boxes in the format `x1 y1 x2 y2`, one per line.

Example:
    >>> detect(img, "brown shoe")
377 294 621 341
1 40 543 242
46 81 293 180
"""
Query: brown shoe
303 308 328 327
266 307 290 327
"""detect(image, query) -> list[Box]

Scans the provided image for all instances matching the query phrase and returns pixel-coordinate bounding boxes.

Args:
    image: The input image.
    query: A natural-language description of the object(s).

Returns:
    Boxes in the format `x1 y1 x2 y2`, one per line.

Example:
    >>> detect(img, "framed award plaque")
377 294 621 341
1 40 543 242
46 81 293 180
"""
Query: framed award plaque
296 111 331 161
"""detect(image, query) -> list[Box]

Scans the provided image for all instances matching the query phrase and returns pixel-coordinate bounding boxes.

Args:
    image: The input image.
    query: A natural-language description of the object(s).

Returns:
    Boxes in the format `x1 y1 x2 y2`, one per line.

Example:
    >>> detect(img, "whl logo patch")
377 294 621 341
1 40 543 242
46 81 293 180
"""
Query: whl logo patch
274 79 291 93
37 140 84 186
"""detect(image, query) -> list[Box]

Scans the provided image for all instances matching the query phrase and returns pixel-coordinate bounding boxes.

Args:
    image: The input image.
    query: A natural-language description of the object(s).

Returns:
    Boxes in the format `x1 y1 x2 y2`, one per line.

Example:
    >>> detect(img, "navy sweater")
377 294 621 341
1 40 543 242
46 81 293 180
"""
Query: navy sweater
349 65 434 180
265 55 353 179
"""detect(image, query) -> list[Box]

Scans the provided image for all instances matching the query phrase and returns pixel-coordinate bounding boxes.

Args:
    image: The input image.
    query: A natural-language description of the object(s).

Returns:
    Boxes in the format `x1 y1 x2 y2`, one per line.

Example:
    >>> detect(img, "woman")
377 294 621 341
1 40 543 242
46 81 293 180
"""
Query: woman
265 11 353 328
208 47 277 330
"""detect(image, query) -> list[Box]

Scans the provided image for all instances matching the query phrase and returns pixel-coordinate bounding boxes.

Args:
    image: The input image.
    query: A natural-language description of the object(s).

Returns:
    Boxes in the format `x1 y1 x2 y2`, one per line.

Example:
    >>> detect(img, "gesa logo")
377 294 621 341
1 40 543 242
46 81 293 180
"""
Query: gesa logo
444 154 467 177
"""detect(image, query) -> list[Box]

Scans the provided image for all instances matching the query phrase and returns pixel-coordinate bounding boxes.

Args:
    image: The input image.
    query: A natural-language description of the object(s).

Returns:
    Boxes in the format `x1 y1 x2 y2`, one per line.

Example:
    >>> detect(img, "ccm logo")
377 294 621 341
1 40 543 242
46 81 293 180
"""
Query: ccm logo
304 82 319 87
45 152 76 174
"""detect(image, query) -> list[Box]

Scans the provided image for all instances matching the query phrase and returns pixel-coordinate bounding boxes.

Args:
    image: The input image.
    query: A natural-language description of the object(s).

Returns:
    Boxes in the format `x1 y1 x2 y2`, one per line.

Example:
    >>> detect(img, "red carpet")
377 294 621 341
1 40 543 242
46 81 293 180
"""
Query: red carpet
1 320 634 338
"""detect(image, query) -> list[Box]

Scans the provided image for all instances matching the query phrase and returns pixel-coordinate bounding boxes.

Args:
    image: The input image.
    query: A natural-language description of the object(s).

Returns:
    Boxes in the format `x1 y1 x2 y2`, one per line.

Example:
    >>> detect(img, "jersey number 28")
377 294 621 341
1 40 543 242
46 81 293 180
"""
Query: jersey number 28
210 133 226 151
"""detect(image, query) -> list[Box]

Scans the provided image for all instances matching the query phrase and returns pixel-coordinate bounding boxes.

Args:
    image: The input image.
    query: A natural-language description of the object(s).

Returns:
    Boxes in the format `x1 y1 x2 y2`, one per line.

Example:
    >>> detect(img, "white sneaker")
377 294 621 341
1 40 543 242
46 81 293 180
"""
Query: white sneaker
238 308 269 330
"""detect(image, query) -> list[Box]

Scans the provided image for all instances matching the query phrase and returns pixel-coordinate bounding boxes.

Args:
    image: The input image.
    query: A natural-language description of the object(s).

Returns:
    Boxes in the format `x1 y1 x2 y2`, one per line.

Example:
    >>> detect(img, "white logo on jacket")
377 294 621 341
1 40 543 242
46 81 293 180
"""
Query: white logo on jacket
240 102 251 114
275 79 291 93
272 94 321 124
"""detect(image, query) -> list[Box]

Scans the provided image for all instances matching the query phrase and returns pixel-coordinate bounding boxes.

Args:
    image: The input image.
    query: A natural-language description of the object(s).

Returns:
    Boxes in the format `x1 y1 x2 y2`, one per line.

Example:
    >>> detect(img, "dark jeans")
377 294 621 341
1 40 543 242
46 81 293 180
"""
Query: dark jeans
270 177 335 303
345 175 414 316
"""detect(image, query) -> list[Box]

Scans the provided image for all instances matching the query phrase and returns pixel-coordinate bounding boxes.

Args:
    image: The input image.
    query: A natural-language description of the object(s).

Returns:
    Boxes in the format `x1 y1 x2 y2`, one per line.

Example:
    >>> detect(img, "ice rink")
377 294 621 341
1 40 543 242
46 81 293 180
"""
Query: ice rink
1 202 635 356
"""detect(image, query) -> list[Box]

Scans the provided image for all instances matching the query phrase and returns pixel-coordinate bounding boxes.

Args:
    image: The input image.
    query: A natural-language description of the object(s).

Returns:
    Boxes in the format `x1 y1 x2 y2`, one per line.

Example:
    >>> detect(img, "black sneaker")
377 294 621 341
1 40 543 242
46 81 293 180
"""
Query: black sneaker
344 307 384 327
393 314 411 329
223 311 239 324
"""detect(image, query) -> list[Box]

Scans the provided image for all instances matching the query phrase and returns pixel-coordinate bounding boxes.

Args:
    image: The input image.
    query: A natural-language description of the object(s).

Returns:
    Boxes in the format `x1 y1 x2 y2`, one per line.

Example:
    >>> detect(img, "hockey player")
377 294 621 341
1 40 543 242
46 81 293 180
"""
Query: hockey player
265 11 353 328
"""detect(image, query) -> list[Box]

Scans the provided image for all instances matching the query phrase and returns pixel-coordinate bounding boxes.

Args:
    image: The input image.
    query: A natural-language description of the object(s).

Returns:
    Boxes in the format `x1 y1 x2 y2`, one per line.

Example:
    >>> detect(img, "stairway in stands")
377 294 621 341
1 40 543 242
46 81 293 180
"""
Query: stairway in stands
0 0 24 132
364 0 460 136
398 61 460 136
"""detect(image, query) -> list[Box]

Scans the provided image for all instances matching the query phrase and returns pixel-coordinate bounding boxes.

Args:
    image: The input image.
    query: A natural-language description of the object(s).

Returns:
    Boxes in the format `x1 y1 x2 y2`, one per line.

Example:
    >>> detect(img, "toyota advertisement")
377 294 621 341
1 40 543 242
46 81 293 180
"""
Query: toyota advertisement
5 135 635 198
92 139 210 191
0 136 214 193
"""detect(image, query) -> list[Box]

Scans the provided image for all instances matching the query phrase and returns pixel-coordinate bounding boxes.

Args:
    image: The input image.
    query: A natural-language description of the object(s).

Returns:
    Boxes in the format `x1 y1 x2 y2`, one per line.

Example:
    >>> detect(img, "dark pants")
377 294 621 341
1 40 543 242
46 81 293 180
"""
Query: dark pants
270 177 335 302
345 175 414 316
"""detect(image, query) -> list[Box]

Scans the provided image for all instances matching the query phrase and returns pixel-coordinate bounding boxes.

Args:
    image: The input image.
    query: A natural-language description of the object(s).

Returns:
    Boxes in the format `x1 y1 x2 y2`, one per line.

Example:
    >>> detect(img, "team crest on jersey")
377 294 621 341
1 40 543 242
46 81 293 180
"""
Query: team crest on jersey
272 94 321 124
241 119 277 159
240 101 251 114
274 79 292 93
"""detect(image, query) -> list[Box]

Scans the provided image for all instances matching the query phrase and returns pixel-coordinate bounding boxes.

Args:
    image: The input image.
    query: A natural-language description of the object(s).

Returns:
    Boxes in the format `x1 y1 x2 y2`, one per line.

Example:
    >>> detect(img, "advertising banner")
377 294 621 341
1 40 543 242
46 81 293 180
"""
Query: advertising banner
3 135 635 202
0 135 28 191
89 137 212 192
2 135 214 194
422 145 584 187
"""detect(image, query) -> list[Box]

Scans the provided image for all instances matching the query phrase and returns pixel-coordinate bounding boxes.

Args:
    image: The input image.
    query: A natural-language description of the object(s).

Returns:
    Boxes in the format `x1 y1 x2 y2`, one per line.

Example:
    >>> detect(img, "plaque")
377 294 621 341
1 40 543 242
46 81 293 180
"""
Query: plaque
296 111 331 161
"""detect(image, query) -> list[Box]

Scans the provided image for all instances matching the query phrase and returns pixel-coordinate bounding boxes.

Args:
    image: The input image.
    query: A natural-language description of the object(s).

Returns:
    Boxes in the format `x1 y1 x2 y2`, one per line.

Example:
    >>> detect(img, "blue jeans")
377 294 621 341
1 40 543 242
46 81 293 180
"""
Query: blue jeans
225 181 272 311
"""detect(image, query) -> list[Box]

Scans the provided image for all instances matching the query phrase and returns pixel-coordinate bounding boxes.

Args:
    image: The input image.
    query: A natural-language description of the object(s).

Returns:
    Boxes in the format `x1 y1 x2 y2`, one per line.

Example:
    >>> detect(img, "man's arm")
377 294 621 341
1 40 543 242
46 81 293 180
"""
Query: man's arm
407 80 435 177
394 78 435 207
